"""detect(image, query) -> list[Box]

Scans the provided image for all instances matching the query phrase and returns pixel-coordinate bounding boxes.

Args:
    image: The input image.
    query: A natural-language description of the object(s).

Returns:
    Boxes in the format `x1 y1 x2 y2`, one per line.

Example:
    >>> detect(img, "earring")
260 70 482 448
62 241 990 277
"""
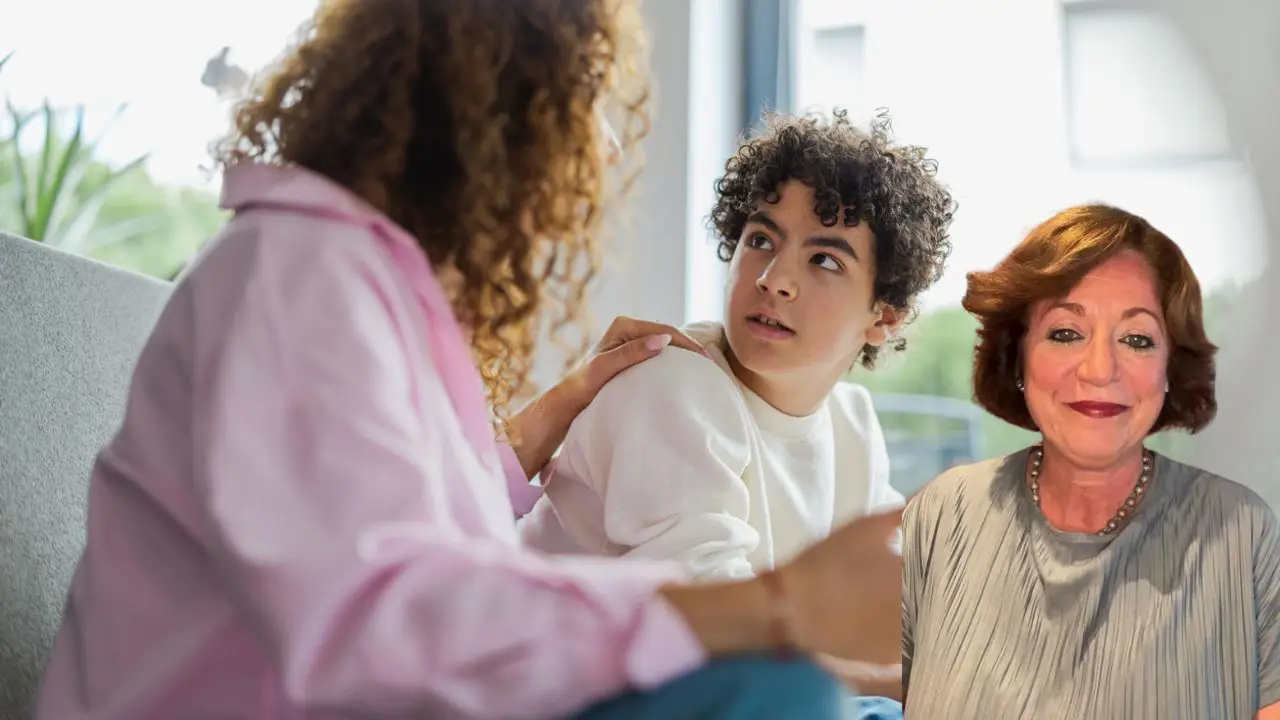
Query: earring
1016 378 1025 392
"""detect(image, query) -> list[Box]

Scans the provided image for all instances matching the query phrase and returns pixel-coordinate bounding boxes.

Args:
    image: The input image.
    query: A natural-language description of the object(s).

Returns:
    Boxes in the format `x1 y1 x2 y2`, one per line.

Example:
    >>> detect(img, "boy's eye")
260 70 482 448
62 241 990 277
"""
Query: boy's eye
746 233 773 250
811 253 842 272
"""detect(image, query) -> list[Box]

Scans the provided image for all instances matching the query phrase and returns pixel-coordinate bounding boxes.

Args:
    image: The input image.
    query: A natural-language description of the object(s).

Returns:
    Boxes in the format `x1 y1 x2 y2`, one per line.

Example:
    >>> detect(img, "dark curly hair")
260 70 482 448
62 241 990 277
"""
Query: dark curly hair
213 0 649 423
965 204 1217 434
708 109 955 368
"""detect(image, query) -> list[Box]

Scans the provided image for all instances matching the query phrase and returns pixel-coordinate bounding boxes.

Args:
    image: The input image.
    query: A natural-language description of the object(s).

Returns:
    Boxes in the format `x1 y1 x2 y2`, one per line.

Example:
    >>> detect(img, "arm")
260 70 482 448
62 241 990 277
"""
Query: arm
816 654 904 701
830 383 905 517
551 349 760 580
506 381 586 482
194 243 714 718
1256 504 1280 718
828 384 905 697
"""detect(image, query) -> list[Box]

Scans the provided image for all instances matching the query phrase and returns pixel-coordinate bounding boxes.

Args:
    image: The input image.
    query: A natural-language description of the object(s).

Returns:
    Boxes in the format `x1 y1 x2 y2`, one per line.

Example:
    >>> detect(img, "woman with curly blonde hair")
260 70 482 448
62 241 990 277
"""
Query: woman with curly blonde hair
34 1 904 718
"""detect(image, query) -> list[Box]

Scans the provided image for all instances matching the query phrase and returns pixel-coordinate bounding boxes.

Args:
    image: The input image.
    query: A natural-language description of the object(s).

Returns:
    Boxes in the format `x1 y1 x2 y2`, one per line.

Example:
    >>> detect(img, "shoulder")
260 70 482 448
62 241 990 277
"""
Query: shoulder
924 453 1021 493
232 209 385 272
559 344 754 482
189 213 393 320
827 382 890 484
907 452 1026 525
589 344 748 423
828 382 880 434
182 198 432 391
202 163 406 293
1160 457 1279 544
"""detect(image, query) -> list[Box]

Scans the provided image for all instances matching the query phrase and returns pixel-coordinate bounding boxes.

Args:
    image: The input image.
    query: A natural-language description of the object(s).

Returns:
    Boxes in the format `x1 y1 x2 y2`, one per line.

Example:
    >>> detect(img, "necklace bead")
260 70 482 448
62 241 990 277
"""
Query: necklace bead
1027 446 1154 536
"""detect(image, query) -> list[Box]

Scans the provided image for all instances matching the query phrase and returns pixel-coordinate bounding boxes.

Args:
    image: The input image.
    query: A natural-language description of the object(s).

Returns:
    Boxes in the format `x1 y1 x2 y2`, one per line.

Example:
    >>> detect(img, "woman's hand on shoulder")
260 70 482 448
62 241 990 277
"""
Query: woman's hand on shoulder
507 316 709 479
560 316 710 414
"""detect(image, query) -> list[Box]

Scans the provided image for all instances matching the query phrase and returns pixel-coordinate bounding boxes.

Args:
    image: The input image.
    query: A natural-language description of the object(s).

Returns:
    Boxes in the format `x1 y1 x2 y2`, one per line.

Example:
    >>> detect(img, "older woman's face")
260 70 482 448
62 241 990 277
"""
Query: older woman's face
1022 250 1169 468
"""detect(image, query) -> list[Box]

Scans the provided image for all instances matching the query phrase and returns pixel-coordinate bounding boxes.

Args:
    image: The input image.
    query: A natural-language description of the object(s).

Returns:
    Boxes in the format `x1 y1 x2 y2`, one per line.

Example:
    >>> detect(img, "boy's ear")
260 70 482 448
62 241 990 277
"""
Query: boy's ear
864 302 903 347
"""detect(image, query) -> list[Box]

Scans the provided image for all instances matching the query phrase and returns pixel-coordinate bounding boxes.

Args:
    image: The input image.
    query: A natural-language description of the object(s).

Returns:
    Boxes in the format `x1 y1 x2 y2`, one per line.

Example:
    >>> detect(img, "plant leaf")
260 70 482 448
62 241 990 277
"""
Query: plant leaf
54 153 151 251
35 102 57 220
4 99 35 238
78 213 168 253
31 104 86 244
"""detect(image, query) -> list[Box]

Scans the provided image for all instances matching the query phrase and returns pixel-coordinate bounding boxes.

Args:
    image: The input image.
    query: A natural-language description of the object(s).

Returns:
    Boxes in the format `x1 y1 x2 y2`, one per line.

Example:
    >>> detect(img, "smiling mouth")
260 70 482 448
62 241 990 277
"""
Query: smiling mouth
1066 401 1130 418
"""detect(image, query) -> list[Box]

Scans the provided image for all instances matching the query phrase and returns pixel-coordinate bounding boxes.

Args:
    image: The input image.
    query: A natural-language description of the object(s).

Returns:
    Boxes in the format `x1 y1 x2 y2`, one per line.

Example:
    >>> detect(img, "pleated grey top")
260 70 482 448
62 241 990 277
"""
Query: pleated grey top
902 448 1280 719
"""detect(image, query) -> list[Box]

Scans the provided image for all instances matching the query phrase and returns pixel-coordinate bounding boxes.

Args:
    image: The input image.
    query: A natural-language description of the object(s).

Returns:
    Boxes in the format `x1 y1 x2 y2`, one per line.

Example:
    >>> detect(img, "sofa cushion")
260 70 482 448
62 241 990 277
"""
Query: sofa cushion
0 233 171 719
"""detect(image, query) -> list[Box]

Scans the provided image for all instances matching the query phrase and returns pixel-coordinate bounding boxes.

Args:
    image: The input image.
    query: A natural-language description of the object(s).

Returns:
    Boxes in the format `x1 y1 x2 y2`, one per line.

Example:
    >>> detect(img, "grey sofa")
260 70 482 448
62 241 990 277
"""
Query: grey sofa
0 232 171 720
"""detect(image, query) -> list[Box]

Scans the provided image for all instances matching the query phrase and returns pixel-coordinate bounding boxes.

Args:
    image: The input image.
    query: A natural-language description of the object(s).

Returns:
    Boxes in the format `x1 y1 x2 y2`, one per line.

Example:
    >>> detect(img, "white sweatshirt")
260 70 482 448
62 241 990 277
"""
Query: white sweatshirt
518 322 904 581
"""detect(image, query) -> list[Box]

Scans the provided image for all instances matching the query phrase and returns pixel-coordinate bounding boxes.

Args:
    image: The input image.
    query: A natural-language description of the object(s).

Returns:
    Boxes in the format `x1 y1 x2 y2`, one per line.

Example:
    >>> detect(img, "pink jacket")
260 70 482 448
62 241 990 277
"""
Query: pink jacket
35 164 705 720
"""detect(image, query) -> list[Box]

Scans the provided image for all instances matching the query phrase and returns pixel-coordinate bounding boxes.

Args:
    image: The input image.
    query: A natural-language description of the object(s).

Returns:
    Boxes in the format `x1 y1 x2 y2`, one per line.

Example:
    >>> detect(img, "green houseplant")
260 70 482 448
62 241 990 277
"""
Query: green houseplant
0 51 226 279
1 52 156 252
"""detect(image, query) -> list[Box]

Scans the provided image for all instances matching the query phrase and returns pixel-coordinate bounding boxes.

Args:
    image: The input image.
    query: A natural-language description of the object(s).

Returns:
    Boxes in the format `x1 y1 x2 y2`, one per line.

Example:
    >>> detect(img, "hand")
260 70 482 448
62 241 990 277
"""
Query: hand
775 506 905 665
560 316 711 415
507 316 710 480
656 507 904 665
815 655 903 701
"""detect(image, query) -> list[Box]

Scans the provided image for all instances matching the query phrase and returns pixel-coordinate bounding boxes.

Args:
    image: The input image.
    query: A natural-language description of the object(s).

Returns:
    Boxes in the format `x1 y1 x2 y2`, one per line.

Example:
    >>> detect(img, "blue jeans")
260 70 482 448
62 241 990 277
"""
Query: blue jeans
847 695 905 719
573 654 904 720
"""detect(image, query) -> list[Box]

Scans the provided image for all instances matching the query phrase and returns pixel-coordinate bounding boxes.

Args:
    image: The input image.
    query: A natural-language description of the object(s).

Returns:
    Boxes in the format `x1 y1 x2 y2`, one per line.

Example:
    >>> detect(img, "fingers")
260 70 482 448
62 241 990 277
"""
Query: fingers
667 330 712 357
602 317 710 358
586 336 668 386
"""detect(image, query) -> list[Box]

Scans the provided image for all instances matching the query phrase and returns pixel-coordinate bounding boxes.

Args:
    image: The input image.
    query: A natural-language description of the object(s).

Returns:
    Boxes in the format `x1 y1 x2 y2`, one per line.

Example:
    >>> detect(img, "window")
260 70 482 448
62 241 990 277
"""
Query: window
795 25 867 120
786 0 1272 503
0 0 321 279
1062 2 1235 168
790 2 872 122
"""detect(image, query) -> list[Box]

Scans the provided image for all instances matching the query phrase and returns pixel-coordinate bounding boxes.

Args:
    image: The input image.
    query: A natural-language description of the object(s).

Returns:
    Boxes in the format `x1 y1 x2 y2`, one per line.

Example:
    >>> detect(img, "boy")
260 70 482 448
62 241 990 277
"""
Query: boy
519 109 954 579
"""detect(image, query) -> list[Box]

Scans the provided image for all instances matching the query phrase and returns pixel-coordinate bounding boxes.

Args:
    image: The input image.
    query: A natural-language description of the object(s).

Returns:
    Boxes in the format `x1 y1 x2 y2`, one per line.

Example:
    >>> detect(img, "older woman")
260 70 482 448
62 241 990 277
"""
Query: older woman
902 205 1280 719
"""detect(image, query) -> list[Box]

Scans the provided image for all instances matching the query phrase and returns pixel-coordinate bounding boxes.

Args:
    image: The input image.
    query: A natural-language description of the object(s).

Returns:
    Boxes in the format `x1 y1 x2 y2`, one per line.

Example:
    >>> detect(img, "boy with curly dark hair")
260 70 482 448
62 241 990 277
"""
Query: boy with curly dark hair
521 109 954 698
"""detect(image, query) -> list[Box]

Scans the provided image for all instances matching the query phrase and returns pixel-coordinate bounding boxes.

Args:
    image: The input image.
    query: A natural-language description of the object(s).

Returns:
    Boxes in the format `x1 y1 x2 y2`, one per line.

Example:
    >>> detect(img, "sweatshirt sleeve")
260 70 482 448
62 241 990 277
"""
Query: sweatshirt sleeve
830 383 905 515
548 348 760 581
855 385 905 512
192 237 706 719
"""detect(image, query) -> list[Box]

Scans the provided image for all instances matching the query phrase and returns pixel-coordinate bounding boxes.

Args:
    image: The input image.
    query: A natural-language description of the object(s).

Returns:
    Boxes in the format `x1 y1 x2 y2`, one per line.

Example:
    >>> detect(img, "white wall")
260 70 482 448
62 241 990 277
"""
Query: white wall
792 0 1267 311
598 0 741 327
528 0 743 389
685 0 743 325
1161 0 1280 494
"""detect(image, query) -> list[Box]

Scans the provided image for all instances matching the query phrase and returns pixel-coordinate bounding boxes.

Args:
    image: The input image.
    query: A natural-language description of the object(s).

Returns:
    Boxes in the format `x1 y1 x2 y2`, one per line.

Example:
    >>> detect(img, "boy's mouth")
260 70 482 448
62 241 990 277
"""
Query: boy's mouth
747 313 795 335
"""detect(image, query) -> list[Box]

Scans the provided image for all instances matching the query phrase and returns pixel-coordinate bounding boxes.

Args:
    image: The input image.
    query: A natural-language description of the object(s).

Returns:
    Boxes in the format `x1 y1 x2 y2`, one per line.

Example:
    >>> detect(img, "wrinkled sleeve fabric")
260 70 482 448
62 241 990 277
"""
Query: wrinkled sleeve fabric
192 239 706 719
1255 502 1280 707
830 383 904 555
846 384 905 514
498 442 543 517
900 484 938 701
552 349 759 581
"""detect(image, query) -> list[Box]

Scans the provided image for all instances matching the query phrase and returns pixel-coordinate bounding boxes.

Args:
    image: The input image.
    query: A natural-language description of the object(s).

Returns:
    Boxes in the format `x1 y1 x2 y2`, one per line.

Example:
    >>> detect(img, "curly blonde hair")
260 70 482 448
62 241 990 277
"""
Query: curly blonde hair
214 0 649 423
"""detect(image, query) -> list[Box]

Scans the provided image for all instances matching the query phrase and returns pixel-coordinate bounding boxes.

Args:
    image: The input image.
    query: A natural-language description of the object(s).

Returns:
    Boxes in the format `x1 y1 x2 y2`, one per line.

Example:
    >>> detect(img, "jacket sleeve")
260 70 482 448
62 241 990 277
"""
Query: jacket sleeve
192 239 706 718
